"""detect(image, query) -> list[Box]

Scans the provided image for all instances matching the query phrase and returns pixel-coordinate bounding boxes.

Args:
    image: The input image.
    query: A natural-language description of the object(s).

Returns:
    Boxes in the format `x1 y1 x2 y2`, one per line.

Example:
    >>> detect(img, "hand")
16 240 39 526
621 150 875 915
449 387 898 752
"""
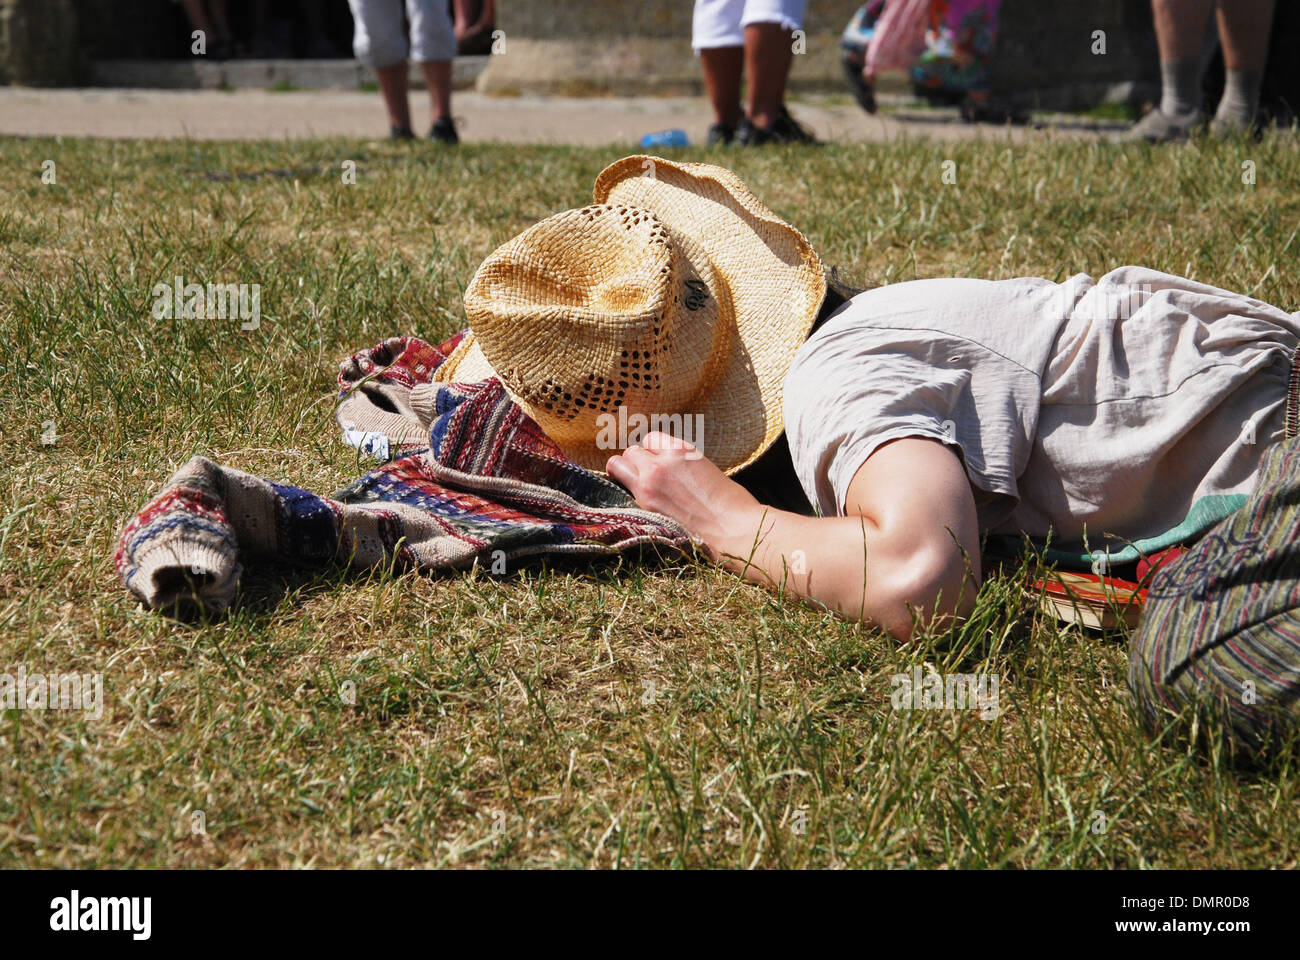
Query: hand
605 431 764 559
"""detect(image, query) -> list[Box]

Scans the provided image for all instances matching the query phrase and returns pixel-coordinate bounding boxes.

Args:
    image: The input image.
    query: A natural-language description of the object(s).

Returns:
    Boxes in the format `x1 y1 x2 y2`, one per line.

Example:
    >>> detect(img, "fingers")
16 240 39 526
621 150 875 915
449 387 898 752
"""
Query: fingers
605 452 637 488
640 430 697 454
608 444 655 484
609 431 702 491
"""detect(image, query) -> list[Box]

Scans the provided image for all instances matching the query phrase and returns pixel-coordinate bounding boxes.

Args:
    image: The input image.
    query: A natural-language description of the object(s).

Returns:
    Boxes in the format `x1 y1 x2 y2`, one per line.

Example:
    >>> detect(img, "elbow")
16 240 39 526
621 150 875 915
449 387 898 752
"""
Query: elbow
878 546 979 641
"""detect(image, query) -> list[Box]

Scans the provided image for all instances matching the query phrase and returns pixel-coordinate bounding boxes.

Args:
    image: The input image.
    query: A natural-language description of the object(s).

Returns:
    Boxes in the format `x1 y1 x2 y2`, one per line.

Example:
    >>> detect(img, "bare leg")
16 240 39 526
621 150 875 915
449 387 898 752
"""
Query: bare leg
417 60 453 123
1154 0 1213 114
1121 0 1213 140
1153 0 1214 60
700 46 743 129
375 62 411 131
744 22 793 129
1216 0 1274 70
1212 0 1275 130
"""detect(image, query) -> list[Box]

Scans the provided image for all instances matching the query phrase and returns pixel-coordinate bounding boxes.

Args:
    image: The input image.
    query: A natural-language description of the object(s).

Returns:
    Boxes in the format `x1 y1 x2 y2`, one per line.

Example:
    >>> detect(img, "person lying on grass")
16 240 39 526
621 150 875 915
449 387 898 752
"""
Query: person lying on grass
438 156 1300 645
608 252 1300 642
612 248 1300 634
430 155 1300 752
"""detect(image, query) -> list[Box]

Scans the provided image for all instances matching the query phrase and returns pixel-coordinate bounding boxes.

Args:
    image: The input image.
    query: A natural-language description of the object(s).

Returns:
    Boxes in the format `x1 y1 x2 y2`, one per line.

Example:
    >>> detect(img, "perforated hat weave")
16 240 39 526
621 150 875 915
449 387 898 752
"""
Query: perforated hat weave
433 155 826 474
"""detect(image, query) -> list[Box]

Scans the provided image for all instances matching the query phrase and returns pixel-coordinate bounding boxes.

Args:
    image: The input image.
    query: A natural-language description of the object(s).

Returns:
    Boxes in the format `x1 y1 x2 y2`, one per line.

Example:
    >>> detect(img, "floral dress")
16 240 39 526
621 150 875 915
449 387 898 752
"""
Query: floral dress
840 0 1004 98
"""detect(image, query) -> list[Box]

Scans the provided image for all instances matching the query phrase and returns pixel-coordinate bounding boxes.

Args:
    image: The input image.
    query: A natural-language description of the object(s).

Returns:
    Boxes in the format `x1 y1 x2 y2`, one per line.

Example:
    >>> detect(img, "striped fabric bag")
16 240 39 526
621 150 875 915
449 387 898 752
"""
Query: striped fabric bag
1129 430 1300 755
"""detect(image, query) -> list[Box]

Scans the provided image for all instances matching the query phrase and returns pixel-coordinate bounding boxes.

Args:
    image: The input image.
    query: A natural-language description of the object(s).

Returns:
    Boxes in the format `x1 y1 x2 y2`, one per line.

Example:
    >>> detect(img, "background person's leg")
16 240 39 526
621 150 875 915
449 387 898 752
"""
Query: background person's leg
1123 0 1214 141
737 0 813 144
348 0 414 136
1153 0 1214 62
407 0 458 141
376 64 413 136
1212 0 1276 133
701 48 744 133
743 21 794 130
694 0 746 144
417 61 453 123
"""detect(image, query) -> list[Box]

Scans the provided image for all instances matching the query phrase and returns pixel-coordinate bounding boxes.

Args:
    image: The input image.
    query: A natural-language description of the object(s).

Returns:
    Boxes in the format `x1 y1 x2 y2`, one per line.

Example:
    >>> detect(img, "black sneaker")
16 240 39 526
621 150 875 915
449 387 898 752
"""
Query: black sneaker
429 116 459 145
735 116 769 146
770 106 818 144
390 125 415 141
736 108 818 146
706 122 735 146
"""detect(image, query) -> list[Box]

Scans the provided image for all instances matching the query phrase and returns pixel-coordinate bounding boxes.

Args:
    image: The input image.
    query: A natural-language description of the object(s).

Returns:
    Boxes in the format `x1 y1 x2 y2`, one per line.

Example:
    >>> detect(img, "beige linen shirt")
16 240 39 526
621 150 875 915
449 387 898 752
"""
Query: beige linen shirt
783 267 1300 561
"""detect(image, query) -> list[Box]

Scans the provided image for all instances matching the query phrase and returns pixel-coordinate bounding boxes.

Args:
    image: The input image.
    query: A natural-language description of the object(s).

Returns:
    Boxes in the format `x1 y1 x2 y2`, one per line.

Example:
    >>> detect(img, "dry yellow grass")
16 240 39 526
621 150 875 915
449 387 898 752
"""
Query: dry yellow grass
1 134 1299 868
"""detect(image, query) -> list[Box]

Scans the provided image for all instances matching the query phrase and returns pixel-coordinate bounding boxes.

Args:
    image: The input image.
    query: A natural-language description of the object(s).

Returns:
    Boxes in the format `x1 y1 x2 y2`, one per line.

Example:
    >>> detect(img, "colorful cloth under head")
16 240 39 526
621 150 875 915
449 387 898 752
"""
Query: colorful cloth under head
115 332 691 614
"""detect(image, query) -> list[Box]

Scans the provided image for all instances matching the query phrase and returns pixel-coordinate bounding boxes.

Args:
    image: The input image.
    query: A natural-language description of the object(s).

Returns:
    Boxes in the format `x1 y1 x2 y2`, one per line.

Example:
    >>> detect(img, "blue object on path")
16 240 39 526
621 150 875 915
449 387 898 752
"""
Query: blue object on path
640 129 690 148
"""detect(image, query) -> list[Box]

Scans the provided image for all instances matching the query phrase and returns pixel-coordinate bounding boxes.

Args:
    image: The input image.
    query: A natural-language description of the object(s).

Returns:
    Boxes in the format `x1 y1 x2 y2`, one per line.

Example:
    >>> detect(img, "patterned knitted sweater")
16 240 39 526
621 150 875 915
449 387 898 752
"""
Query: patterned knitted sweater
115 332 693 614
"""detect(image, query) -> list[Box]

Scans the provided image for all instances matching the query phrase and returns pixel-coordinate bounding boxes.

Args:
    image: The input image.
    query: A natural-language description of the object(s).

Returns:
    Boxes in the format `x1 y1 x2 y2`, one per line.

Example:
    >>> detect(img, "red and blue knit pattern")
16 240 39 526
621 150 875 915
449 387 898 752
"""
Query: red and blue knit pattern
115 333 690 613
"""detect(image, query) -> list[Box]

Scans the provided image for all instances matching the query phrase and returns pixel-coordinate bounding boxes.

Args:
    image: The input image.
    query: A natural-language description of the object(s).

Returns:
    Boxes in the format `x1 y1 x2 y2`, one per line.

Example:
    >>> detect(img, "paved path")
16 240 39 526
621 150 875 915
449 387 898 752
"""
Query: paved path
0 88 1126 145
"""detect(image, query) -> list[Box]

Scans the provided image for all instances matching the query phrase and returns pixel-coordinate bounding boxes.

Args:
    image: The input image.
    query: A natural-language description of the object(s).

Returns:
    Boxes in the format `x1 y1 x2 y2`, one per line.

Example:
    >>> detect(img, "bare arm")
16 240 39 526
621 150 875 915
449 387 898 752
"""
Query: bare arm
606 433 981 640
452 0 494 38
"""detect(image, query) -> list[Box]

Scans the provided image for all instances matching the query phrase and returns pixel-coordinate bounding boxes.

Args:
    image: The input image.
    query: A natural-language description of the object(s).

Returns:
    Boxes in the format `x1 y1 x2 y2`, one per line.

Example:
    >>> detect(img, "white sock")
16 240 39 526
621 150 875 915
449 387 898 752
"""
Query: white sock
1215 68 1263 127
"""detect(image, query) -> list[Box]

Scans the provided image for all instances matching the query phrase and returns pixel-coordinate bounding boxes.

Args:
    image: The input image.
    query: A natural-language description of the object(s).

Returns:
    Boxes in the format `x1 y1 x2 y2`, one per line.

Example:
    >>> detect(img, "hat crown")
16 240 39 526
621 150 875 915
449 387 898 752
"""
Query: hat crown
464 203 720 427
448 155 826 475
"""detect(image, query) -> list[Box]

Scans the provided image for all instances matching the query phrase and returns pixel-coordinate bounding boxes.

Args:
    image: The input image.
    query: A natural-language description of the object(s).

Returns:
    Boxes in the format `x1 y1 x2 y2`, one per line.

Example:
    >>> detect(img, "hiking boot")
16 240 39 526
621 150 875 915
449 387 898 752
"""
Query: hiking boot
1117 108 1203 143
429 116 460 145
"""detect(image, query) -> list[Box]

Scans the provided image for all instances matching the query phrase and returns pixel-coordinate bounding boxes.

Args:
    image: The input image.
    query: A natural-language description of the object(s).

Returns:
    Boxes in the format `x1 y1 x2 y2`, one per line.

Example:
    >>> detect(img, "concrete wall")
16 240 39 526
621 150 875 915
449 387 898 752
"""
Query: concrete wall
8 0 1160 111
477 0 861 96
475 0 1156 105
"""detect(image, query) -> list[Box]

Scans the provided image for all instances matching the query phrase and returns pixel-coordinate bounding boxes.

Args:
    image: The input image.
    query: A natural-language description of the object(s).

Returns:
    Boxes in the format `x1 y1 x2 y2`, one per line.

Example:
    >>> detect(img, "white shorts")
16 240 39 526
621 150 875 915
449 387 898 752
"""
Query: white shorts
347 0 456 67
692 0 807 50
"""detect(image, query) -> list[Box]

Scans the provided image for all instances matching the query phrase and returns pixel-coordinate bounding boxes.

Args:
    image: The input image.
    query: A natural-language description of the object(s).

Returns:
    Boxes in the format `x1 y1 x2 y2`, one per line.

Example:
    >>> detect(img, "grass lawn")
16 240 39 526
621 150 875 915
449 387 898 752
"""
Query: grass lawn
2 132 1299 869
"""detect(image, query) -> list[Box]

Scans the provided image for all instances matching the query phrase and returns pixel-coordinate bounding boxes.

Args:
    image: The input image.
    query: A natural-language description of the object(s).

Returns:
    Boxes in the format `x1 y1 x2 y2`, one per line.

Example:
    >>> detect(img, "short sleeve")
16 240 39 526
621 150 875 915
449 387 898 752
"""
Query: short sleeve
783 324 1029 519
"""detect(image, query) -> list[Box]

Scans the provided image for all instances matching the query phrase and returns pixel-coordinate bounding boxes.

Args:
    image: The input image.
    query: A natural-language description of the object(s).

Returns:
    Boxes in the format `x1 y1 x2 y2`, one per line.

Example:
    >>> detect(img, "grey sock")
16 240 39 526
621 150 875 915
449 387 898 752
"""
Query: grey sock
1159 58 1202 116
1215 68 1263 128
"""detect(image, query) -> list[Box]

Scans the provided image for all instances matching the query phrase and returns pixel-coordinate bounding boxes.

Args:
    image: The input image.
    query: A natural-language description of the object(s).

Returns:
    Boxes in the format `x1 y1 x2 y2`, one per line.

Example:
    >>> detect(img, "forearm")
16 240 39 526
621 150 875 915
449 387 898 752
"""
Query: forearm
451 0 474 31
452 0 493 33
602 433 980 639
713 507 979 638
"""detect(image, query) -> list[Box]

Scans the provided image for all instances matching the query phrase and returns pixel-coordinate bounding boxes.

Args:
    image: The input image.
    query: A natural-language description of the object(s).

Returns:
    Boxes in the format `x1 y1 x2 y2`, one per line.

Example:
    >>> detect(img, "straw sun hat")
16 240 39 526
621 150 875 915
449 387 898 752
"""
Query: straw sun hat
422 155 826 475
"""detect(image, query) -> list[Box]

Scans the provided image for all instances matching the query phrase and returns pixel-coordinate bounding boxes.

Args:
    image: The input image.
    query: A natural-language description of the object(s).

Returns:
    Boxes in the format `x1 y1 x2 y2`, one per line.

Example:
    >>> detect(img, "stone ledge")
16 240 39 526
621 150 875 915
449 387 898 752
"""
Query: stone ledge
88 57 489 90
474 37 850 97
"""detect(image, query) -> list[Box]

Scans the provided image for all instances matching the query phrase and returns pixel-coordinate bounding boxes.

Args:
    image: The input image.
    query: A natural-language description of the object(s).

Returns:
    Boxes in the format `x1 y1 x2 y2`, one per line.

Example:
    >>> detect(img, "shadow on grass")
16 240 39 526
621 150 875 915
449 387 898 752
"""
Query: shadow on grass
154 542 696 626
